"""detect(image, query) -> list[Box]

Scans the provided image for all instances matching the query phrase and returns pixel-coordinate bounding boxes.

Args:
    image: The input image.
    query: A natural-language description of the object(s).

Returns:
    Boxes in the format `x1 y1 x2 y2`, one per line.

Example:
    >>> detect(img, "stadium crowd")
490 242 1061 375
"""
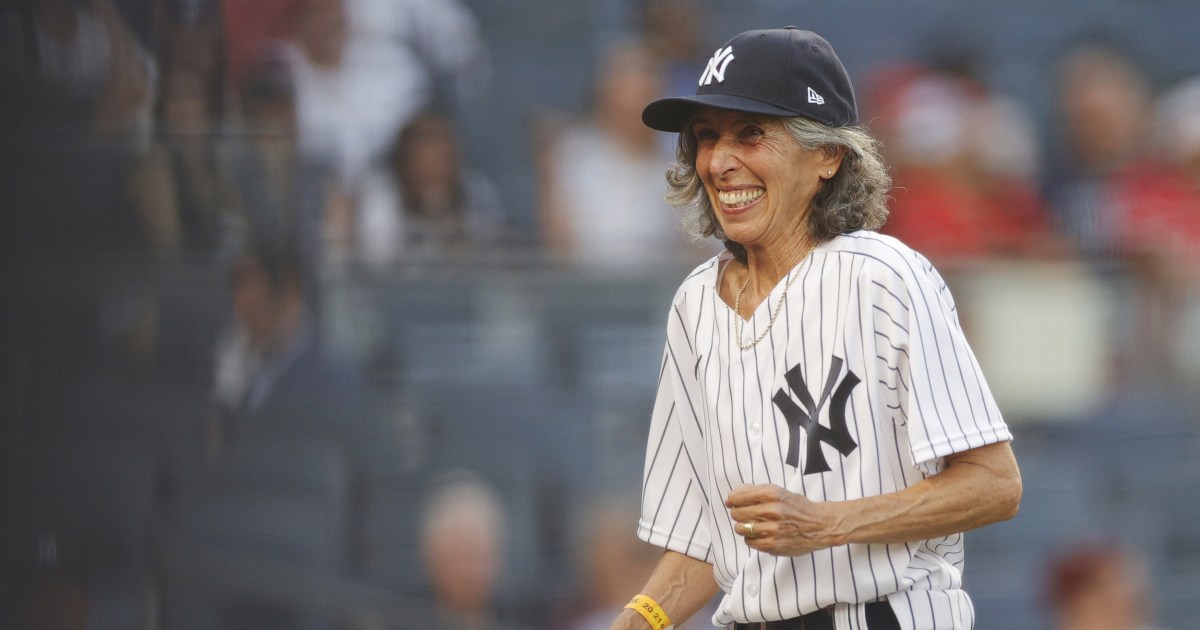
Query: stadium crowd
1 1 1199 628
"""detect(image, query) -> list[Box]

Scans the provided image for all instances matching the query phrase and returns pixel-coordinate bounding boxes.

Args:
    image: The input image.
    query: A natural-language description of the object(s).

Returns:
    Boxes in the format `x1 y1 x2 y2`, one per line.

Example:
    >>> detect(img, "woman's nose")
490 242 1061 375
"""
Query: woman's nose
707 140 740 177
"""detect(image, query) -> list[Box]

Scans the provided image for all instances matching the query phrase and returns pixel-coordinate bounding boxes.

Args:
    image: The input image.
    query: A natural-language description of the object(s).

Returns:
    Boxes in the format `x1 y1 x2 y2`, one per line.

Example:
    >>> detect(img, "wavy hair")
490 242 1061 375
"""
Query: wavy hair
664 116 891 261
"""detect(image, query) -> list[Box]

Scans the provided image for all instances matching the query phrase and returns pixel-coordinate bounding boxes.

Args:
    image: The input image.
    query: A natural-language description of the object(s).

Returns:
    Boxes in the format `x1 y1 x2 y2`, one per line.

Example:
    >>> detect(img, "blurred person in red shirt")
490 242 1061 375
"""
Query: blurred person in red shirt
1045 543 1162 630
1118 76 1200 271
875 69 1060 268
1043 41 1155 258
220 0 299 93
1111 76 1200 384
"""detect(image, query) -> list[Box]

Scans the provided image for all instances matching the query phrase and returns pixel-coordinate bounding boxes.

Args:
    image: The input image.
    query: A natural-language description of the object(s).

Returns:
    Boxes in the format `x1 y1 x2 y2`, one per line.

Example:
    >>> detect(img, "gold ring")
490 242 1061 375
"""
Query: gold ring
745 521 755 537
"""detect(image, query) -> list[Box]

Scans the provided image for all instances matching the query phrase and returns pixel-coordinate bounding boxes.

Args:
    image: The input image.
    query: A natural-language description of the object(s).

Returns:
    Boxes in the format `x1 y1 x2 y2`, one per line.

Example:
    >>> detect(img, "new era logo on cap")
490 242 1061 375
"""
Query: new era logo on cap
807 87 825 105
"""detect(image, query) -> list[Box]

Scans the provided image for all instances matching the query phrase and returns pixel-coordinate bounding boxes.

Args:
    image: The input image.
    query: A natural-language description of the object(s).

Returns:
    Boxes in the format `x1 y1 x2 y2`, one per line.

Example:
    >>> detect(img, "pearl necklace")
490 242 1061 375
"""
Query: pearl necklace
732 247 815 350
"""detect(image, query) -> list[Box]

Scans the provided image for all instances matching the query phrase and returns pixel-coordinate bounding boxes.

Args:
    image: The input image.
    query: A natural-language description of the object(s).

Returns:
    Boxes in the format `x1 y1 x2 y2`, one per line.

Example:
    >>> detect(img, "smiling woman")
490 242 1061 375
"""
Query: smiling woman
692 111 832 258
611 27 1022 630
666 113 890 265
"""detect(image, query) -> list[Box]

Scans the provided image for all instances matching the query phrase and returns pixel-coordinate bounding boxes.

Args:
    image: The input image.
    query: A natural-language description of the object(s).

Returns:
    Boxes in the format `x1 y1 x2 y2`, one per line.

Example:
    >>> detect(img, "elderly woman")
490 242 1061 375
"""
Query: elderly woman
612 28 1022 630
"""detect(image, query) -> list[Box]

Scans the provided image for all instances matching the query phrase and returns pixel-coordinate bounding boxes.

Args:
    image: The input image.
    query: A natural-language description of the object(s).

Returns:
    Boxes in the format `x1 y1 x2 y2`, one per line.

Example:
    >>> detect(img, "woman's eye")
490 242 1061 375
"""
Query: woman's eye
742 126 764 140
695 128 718 143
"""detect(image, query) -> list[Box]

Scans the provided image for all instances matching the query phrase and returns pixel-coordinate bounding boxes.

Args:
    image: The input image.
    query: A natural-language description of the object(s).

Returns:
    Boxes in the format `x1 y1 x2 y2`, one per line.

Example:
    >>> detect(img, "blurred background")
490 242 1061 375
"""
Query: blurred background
2 0 1199 629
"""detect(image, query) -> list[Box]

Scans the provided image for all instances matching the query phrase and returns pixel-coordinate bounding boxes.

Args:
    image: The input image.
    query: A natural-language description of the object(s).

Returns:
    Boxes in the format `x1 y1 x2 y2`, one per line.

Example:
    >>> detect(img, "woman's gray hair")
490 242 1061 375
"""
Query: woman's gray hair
664 116 891 261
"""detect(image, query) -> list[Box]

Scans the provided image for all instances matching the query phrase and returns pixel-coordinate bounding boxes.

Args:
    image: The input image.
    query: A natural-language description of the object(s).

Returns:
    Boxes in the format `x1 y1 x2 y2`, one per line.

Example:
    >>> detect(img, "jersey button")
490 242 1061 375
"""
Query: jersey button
749 422 761 436
747 584 759 597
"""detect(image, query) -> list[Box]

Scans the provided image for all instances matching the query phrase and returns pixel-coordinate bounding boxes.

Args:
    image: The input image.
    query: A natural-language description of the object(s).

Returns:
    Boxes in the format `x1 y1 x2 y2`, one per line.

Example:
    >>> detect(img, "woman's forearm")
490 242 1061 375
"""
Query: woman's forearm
728 441 1022 556
832 441 1022 546
609 550 721 630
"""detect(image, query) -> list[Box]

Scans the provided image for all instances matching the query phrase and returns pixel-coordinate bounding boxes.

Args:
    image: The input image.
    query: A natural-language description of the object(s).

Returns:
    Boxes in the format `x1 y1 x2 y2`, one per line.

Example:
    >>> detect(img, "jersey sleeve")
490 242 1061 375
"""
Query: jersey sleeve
882 255 1013 467
637 295 713 562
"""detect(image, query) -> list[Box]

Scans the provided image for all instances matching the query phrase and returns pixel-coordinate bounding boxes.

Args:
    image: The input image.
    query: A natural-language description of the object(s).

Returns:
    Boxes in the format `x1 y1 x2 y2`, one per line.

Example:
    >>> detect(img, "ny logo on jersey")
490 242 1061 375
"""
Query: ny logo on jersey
772 356 861 475
699 46 735 86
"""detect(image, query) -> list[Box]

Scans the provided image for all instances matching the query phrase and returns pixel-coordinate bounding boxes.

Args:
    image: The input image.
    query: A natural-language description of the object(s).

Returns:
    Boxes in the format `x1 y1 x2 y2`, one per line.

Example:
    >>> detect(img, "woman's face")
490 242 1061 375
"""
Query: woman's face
692 108 839 253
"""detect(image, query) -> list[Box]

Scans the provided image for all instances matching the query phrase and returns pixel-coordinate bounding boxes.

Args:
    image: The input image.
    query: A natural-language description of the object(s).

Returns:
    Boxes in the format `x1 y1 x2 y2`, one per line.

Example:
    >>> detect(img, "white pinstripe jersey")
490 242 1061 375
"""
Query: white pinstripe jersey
638 231 1012 630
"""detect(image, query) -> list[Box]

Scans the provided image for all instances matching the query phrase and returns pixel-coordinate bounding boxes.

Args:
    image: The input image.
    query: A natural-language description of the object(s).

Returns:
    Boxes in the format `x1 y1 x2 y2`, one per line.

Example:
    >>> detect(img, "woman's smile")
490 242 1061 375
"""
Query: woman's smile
717 187 765 213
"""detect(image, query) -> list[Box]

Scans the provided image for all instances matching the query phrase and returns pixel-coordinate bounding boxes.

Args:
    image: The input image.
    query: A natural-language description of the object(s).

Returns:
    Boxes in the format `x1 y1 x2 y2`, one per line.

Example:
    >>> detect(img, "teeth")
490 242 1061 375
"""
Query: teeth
718 188 764 207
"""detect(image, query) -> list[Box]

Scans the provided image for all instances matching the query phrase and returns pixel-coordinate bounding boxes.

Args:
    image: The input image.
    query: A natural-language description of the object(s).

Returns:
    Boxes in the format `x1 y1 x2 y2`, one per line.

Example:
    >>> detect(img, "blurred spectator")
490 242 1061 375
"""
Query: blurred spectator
1045 543 1162 630
150 234 368 630
537 40 712 272
222 52 338 276
342 108 509 266
875 69 1061 267
220 0 298 93
1112 75 1200 385
159 0 223 91
0 0 160 256
558 495 656 630
421 471 516 630
860 60 927 165
1046 42 1200 386
283 0 489 189
126 60 237 253
207 237 363 452
636 0 706 103
1043 41 1153 257
558 494 719 630
343 0 488 111
0 0 156 139
1120 75 1200 271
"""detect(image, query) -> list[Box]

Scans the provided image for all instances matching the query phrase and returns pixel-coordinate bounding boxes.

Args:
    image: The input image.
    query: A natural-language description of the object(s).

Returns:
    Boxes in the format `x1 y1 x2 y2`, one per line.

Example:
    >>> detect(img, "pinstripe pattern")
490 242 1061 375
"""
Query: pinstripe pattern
636 231 1011 629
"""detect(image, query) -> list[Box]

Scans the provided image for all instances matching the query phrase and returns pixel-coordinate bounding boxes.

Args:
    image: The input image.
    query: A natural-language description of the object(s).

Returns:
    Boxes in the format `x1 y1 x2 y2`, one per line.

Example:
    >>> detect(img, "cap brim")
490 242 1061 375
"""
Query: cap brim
642 94 799 132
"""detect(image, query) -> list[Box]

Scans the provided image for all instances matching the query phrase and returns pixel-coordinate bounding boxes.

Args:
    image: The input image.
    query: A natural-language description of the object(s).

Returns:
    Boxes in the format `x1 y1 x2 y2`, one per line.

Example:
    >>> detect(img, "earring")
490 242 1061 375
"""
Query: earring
827 170 833 176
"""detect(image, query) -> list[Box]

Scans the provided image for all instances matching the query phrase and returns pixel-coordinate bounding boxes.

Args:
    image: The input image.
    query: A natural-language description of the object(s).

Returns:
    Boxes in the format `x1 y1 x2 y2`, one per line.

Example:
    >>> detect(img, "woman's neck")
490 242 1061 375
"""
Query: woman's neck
725 235 818 320
743 234 817 291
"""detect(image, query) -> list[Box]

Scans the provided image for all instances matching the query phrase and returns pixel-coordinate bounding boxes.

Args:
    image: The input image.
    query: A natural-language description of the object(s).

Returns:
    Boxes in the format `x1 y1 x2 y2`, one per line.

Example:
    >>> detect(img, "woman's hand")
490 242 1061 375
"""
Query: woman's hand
726 484 844 556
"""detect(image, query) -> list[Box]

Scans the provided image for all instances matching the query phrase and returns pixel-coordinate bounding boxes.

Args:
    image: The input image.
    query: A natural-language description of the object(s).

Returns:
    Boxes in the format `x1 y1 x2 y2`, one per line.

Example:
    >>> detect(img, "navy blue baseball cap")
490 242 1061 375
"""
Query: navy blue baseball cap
642 27 858 132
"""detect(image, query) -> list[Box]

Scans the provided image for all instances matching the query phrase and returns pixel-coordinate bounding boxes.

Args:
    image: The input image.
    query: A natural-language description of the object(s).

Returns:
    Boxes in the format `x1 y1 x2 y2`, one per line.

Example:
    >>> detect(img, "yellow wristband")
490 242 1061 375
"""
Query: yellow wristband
625 594 672 630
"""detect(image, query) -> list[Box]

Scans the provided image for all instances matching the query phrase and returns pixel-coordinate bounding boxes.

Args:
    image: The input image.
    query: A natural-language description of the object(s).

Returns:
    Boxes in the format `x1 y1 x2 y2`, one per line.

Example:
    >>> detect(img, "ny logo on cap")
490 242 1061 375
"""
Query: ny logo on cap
699 46 735 86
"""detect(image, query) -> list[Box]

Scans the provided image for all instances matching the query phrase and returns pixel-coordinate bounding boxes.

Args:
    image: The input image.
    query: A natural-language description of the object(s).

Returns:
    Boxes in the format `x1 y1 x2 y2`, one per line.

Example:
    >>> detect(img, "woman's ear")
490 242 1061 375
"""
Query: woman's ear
821 145 847 178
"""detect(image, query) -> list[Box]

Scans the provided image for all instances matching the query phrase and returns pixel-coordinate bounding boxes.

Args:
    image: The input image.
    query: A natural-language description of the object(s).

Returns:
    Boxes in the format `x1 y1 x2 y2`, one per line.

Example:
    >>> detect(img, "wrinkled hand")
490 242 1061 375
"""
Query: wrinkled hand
726 484 842 556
